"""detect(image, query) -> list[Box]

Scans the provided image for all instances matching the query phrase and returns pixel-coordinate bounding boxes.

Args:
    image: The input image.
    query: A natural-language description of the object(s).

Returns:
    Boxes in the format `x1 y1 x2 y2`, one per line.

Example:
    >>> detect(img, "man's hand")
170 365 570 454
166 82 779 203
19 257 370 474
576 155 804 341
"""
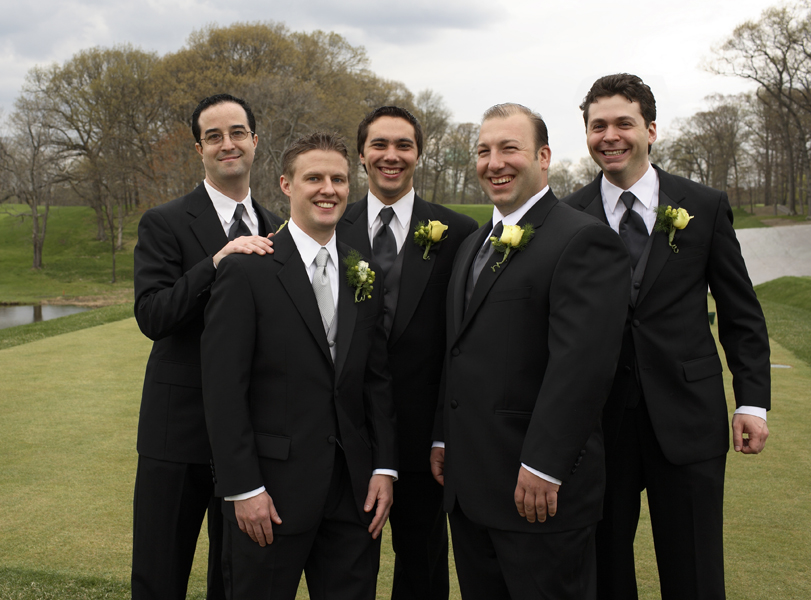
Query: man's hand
364 474 394 539
732 413 769 454
213 233 275 267
430 447 445 486
514 466 560 523
234 491 282 547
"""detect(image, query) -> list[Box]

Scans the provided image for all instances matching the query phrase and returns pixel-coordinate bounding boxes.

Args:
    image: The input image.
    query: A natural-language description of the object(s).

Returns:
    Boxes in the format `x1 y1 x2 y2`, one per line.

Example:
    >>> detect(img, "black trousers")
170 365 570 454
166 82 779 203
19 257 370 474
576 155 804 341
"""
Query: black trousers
448 501 597 600
222 451 381 600
132 455 225 600
597 400 727 600
389 470 449 600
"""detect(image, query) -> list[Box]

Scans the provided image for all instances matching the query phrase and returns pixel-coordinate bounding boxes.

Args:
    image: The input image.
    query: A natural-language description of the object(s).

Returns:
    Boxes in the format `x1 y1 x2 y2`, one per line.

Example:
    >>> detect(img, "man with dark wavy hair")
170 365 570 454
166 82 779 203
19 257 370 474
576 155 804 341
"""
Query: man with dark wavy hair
133 93 281 599
565 73 771 599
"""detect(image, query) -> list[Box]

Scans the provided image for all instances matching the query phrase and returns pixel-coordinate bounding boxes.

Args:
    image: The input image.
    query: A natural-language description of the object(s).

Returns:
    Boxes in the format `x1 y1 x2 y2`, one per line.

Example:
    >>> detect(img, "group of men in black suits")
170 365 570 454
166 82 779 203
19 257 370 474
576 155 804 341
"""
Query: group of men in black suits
133 72 770 600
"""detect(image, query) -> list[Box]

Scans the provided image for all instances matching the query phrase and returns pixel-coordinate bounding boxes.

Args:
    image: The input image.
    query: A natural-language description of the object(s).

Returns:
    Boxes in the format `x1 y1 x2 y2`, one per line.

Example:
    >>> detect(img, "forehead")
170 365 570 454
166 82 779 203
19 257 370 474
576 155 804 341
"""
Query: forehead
366 116 416 142
587 95 645 124
198 102 250 130
291 149 350 176
478 113 533 146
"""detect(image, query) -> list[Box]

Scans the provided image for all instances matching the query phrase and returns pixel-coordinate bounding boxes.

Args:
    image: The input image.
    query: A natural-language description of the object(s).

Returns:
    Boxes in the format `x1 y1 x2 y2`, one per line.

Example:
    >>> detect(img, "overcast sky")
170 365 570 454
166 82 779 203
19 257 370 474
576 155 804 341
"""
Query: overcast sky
0 0 777 163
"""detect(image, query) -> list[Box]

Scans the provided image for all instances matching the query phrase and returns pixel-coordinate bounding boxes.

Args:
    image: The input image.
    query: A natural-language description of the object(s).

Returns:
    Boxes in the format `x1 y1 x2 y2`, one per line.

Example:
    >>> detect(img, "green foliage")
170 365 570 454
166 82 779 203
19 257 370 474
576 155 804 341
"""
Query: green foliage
0 206 138 303
444 204 492 226
731 207 768 229
0 568 134 600
755 276 811 366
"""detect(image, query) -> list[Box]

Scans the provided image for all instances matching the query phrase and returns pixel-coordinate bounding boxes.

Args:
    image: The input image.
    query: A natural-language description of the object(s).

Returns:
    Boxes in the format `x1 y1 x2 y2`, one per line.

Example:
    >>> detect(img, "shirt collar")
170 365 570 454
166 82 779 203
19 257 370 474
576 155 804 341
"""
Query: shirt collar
600 163 656 215
366 188 415 233
490 185 549 230
205 180 257 227
287 217 339 271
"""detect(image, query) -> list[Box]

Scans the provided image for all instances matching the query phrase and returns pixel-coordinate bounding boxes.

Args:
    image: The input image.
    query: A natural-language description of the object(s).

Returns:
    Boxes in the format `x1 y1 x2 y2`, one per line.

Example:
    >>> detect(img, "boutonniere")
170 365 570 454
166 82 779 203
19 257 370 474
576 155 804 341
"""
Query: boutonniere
276 219 288 233
413 220 449 260
490 224 534 271
654 206 694 253
344 250 376 303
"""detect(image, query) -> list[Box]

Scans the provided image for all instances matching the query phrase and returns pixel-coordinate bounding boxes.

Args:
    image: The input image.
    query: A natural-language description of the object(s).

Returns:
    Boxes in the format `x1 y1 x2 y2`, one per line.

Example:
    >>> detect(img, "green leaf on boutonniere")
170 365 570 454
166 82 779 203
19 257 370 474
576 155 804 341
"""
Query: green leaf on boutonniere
654 206 694 253
344 249 375 303
413 220 449 260
489 223 534 271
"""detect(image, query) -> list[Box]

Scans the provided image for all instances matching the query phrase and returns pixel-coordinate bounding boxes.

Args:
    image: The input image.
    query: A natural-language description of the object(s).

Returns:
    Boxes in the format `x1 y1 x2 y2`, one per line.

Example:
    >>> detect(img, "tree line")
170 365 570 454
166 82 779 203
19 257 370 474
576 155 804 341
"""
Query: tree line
3 2 810 279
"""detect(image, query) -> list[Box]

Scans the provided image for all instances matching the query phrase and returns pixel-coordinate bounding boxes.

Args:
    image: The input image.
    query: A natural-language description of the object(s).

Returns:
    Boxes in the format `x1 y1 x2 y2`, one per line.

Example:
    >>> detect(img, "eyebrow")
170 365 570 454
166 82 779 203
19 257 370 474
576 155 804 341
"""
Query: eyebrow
203 124 249 134
369 136 414 144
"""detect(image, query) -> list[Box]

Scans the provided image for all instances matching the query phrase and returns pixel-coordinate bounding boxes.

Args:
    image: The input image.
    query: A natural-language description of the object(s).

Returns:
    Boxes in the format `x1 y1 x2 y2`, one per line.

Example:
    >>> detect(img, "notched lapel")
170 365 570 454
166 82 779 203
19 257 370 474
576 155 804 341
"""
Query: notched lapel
274 231 333 366
339 199 373 258
637 188 681 306
452 225 489 336
388 198 436 345
334 245 358 380
188 186 228 257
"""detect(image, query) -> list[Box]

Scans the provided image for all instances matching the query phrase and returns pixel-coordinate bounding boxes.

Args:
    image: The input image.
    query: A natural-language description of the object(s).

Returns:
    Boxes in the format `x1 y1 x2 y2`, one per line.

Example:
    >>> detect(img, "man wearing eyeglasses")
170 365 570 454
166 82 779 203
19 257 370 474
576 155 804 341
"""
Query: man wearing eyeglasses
132 93 283 600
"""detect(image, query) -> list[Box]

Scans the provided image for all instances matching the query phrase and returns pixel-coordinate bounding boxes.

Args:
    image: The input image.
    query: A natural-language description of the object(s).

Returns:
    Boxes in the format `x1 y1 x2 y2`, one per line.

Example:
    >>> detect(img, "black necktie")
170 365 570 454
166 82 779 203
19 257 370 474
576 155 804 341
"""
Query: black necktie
465 222 503 311
228 203 251 241
618 192 648 268
373 207 397 277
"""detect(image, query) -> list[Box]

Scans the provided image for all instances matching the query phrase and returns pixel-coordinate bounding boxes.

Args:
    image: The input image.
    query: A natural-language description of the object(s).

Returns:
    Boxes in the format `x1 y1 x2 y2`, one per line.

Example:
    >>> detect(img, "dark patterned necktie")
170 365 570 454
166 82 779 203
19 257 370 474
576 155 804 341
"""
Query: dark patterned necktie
373 207 396 277
618 192 648 268
228 203 251 240
465 222 503 311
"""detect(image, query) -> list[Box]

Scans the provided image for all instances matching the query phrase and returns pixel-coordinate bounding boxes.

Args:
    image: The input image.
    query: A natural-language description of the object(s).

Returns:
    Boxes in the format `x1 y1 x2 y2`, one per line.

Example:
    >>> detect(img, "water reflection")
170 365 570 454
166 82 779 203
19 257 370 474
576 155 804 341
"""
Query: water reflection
0 305 90 330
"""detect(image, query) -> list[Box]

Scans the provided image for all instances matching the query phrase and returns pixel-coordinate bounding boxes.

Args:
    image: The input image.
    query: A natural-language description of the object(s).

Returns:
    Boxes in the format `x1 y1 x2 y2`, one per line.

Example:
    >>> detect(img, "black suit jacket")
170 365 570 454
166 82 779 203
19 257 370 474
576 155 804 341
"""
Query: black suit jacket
200 227 398 534
564 168 771 465
134 182 282 464
437 191 630 533
337 195 478 471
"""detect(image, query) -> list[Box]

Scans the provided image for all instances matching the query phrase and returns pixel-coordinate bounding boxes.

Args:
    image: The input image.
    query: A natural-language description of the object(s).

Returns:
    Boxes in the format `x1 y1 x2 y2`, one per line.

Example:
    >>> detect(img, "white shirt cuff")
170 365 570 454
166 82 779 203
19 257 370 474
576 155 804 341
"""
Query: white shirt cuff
225 486 265 502
432 441 445 449
734 406 767 421
521 463 562 486
373 468 398 482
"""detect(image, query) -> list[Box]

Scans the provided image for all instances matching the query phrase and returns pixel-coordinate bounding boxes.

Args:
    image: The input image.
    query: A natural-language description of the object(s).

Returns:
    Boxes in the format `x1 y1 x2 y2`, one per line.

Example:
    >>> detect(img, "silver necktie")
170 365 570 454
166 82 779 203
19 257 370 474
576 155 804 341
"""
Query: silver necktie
312 247 335 332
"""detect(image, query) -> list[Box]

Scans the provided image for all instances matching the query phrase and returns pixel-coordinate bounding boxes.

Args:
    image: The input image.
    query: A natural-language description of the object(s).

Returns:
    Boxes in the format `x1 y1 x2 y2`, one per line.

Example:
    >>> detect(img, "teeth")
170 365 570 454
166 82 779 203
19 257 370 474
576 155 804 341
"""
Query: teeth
491 176 513 184
381 168 401 175
604 150 625 156
315 202 334 208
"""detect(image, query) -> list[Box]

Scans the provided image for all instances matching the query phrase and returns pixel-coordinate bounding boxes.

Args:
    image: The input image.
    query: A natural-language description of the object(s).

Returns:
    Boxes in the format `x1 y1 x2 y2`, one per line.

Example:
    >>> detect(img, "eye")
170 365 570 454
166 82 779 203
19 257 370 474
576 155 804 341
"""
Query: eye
230 130 249 141
204 132 223 144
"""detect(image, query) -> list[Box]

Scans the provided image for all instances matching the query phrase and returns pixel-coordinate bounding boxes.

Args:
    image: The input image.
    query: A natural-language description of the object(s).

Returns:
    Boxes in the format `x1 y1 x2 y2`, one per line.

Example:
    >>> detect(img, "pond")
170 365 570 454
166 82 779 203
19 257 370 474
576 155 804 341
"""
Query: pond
0 305 90 330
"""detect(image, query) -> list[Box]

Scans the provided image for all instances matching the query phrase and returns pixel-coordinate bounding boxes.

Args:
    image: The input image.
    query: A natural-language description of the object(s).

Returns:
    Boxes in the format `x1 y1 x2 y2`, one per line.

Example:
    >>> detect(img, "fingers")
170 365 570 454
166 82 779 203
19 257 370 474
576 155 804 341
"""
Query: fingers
214 236 274 266
365 475 393 539
430 447 445 486
368 499 391 539
731 416 744 452
234 494 280 547
732 414 769 454
514 467 560 523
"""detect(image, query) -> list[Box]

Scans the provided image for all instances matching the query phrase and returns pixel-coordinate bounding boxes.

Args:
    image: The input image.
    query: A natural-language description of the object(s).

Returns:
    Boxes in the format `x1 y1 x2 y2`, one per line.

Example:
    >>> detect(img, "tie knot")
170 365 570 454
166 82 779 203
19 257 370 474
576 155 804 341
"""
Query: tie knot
233 203 245 220
379 207 395 226
315 247 329 269
491 221 504 239
620 191 636 211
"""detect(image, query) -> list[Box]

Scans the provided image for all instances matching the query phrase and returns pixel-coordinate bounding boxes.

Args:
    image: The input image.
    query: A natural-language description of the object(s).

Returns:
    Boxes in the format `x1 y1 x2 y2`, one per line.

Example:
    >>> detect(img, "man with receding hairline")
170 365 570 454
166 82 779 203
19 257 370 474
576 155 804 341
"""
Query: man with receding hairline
431 103 629 599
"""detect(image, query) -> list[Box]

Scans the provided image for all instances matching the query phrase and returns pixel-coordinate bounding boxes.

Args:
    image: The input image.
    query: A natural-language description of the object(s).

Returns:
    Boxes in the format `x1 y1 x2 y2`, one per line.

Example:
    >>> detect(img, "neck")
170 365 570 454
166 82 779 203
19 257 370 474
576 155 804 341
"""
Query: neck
370 185 413 206
206 176 250 202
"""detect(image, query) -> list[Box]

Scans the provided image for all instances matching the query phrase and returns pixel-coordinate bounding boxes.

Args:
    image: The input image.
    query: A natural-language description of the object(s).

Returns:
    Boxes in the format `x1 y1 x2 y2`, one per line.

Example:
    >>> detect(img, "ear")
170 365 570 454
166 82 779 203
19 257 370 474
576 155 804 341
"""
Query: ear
279 174 292 198
537 145 551 171
647 121 657 146
195 143 204 159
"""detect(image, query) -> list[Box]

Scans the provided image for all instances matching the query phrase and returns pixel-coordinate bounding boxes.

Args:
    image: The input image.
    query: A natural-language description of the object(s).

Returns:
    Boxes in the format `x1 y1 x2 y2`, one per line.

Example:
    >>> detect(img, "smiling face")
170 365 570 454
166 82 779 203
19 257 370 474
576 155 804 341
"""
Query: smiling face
586 94 657 190
360 116 419 204
194 101 257 199
280 149 349 245
476 113 550 216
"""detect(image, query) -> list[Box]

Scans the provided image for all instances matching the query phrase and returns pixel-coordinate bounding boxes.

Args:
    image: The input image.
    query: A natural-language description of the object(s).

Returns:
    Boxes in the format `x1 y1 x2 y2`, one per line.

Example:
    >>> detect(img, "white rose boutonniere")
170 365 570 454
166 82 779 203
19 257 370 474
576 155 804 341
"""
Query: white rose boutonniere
413 220 449 260
344 250 375 303
654 206 694 253
489 223 534 271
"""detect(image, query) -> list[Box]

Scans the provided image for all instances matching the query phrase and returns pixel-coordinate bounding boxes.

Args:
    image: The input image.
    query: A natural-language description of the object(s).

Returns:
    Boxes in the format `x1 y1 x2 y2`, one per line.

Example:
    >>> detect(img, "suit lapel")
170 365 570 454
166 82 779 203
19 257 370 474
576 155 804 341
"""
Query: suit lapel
451 224 490 336
388 196 436 346
334 243 358 380
339 198 373 258
274 229 333 366
188 184 229 256
636 169 684 306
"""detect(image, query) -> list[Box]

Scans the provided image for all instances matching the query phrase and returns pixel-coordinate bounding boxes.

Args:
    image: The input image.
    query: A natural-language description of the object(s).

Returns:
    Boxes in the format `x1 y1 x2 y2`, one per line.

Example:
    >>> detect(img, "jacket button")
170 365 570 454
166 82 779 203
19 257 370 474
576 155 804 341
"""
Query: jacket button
633 319 640 327
633 282 641 289
451 348 460 357
580 449 586 456
328 435 337 444
450 400 458 409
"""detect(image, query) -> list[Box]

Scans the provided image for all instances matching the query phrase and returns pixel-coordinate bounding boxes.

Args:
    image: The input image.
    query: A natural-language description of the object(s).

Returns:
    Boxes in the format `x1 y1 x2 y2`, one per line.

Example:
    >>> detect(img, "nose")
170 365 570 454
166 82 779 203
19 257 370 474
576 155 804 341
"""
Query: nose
603 125 620 142
221 133 236 150
488 151 505 172
321 179 336 196
383 143 398 162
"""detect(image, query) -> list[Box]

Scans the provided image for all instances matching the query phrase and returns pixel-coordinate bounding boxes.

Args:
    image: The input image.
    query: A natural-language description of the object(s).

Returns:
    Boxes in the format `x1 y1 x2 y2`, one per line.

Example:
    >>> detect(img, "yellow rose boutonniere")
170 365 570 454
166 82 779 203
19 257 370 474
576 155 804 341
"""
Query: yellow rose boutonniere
413 220 449 260
654 206 694 253
344 250 375 303
489 223 534 271
276 219 288 233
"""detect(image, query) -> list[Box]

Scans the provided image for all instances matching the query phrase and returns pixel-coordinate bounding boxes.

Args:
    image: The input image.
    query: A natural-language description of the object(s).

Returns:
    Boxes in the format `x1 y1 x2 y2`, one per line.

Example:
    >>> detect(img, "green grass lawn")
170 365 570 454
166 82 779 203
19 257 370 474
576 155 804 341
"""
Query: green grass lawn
0 206 139 304
444 204 492 226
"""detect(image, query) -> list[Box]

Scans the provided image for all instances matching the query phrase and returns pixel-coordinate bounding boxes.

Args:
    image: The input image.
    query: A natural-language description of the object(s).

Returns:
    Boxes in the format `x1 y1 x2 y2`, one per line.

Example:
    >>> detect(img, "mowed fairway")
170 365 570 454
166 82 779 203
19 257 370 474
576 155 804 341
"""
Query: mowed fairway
1 310 810 598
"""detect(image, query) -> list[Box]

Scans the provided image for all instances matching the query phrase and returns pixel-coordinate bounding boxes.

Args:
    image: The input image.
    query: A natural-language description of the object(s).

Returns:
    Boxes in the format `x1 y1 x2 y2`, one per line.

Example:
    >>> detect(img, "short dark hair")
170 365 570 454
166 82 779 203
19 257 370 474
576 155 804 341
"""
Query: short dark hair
357 106 424 158
481 103 549 152
191 94 256 143
580 74 657 128
281 131 350 177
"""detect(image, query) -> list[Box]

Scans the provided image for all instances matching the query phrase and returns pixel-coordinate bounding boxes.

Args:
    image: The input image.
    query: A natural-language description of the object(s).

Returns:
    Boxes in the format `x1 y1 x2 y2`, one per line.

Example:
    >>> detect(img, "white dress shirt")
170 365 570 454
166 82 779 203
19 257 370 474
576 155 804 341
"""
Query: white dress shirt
366 188 415 252
600 163 766 422
205 180 259 237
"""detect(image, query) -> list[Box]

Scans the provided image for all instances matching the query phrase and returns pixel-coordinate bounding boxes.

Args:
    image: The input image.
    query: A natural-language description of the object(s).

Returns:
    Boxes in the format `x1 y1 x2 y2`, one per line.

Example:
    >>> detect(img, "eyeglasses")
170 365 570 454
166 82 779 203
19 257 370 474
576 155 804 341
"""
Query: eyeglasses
200 130 254 145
